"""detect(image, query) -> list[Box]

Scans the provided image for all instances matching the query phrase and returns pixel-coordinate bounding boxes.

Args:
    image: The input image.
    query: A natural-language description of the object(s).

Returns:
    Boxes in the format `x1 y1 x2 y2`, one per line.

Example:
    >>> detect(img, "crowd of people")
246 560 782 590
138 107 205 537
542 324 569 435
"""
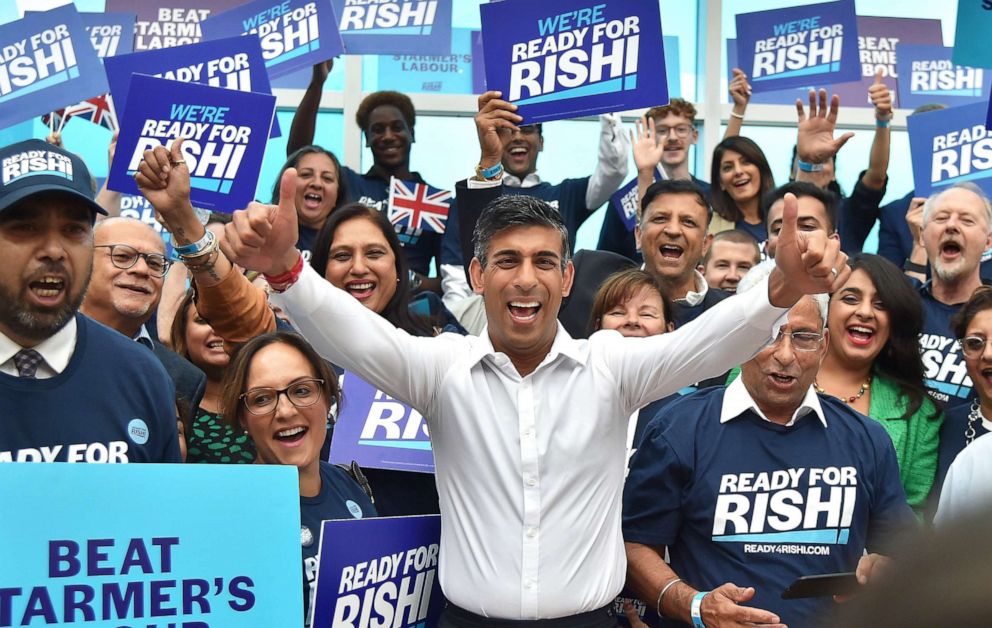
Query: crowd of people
4 61 992 627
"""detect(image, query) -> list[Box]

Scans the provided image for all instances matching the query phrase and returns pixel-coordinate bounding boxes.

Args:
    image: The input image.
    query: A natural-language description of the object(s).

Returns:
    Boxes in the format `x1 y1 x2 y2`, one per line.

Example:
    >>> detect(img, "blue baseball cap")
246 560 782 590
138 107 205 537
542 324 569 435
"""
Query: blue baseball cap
0 139 107 216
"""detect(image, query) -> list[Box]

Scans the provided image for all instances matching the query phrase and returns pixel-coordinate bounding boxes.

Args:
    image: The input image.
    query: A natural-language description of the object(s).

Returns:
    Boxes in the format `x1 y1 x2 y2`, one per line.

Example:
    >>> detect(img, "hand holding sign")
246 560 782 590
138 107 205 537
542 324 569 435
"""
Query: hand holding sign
223 169 302 277
475 91 522 169
796 88 854 165
769 192 850 308
868 70 892 121
134 139 195 236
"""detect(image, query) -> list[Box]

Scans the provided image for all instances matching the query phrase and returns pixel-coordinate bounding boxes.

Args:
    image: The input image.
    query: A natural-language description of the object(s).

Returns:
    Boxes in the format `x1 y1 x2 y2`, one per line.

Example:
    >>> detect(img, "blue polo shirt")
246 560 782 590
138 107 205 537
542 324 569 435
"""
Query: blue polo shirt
623 383 913 628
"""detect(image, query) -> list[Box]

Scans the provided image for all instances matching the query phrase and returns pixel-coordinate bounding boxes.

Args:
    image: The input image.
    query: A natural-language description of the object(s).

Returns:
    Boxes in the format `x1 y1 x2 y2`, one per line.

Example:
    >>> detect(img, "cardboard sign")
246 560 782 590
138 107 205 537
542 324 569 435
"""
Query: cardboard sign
108 74 276 212
331 0 453 56
472 29 485 94
0 5 110 129
735 0 859 93
104 35 280 137
82 12 136 58
105 0 244 51
0 463 303 626
896 45 991 110
907 102 992 197
953 0 992 69
200 0 344 79
377 27 475 94
480 0 667 123
311 515 444 628
329 372 435 474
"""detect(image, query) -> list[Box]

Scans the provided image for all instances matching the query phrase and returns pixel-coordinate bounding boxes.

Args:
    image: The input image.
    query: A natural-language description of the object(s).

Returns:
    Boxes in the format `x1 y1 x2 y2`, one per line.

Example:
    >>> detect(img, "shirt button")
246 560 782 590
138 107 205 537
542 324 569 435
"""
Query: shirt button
527 477 536 487
527 527 537 538
525 579 535 588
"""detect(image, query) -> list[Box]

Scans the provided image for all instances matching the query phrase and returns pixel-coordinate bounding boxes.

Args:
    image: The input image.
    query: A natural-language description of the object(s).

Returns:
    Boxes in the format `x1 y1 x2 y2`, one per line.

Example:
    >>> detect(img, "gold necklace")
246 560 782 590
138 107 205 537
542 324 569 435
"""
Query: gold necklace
814 376 871 404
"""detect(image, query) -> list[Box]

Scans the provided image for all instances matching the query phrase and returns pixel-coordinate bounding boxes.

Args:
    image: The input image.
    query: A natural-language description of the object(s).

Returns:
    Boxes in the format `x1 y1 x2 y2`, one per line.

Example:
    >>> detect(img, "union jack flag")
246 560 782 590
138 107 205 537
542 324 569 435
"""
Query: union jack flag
387 178 451 234
41 93 118 132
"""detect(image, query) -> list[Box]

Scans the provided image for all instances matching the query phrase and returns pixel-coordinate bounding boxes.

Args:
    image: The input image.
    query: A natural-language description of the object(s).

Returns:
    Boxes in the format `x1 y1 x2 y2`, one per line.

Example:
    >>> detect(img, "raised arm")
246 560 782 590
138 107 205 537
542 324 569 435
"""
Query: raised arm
135 138 275 348
863 70 892 190
286 60 332 156
723 68 751 140
631 117 665 206
795 88 853 186
584 113 630 210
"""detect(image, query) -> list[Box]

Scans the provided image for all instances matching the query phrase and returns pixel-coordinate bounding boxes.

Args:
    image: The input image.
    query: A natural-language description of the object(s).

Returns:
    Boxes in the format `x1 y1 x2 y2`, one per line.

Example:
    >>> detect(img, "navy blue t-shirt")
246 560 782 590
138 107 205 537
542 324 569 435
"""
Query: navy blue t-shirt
343 166 443 276
671 287 730 327
623 387 913 628
302 461 377 624
441 177 593 267
917 281 976 408
734 219 767 245
0 314 180 463
596 175 712 263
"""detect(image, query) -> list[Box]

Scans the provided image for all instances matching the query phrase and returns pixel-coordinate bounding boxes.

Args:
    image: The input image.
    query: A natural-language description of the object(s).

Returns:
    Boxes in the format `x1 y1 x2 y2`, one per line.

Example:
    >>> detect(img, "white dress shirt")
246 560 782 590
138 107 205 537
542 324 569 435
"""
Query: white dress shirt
720 374 826 428
0 317 77 379
274 265 787 619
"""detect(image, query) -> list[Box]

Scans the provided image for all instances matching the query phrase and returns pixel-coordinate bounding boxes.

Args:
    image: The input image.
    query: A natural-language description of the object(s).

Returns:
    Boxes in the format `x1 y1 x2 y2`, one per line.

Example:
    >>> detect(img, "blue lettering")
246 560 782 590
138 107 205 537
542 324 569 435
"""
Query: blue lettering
538 4 607 36
228 576 256 612
102 581 144 620
241 0 291 30
64 584 96 622
21 587 56 623
49 540 81 577
87 538 114 576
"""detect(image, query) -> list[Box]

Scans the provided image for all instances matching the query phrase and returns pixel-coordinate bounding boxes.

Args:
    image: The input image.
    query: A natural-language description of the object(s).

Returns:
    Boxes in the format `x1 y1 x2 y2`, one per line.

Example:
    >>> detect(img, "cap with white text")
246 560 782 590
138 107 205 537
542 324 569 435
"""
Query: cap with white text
0 139 107 216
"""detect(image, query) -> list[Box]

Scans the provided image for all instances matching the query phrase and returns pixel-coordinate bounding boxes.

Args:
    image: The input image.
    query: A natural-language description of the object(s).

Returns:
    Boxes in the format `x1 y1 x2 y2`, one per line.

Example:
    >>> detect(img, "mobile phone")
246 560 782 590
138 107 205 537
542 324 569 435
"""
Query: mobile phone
781 572 858 599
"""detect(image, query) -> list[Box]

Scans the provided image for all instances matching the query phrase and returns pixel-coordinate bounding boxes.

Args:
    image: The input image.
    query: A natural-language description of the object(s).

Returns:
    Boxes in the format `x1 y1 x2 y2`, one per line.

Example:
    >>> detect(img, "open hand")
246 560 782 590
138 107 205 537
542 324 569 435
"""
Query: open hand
700 583 787 628
796 88 853 164
631 117 665 173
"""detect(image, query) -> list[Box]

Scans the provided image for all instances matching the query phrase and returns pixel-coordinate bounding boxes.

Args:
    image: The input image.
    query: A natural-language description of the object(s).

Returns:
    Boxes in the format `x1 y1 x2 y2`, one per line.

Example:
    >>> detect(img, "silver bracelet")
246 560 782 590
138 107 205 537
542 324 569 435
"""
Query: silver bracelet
656 577 683 618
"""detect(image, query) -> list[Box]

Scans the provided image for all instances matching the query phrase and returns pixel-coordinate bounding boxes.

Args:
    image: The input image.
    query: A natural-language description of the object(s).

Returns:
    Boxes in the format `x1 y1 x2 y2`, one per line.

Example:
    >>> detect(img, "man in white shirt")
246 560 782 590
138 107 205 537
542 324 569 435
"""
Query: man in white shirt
196 98 850 623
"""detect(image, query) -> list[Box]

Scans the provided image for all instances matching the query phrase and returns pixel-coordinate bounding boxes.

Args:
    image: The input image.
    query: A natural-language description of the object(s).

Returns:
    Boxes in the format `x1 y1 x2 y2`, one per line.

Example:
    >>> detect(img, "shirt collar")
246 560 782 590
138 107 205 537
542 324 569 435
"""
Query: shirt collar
469 321 586 372
0 316 77 375
676 270 709 307
133 325 155 350
721 373 826 428
502 172 542 188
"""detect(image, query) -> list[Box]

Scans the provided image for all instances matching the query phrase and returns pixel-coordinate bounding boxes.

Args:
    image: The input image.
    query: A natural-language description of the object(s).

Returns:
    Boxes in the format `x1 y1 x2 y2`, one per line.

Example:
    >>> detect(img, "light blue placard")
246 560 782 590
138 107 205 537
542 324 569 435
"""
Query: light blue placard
0 463 302 627
953 1 992 69
376 27 474 94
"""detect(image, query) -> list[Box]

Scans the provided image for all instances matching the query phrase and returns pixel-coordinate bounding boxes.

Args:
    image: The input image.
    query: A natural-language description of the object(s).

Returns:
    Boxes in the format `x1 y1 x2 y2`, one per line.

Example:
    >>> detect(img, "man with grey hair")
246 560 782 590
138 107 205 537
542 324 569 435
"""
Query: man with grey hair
905 182 992 407
622 281 913 628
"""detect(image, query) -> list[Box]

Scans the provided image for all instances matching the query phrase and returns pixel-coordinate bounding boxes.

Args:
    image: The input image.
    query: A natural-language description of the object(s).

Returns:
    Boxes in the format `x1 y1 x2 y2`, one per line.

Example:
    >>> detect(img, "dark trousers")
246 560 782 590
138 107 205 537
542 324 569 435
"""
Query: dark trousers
438 604 616 628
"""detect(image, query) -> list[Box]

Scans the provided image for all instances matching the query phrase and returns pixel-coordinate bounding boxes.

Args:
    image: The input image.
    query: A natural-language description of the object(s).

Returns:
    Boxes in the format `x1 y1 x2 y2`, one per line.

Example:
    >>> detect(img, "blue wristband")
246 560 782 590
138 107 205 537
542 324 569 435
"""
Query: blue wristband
875 117 890 128
797 159 823 173
691 591 708 628
476 162 504 180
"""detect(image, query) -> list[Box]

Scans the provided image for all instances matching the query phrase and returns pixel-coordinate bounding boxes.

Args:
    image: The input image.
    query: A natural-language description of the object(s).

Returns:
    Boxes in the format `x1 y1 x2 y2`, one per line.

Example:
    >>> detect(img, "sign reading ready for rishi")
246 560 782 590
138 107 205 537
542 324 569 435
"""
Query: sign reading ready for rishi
897 45 991 110
735 0 859 93
311 515 444 628
331 0 452 56
908 102 992 198
0 5 109 129
109 74 275 212
81 12 135 58
480 0 666 124
201 0 343 79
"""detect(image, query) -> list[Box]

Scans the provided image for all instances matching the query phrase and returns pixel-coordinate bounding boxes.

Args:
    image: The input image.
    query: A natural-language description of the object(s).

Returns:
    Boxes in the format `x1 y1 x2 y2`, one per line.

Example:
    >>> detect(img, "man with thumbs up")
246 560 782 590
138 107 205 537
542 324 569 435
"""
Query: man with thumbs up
216 134 851 624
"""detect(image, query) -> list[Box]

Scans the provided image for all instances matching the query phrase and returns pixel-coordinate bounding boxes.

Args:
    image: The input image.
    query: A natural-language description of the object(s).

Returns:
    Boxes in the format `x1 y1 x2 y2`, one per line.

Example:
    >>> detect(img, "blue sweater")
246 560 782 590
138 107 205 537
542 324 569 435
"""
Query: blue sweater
0 314 180 463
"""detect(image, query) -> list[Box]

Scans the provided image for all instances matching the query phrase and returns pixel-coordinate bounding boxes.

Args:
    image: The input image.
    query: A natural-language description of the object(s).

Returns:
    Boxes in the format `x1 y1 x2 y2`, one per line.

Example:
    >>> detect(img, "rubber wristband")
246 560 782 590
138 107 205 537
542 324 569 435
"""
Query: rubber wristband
174 227 214 256
690 591 708 628
797 159 824 173
729 111 745 120
903 259 927 274
875 118 890 128
475 162 503 180
264 252 305 292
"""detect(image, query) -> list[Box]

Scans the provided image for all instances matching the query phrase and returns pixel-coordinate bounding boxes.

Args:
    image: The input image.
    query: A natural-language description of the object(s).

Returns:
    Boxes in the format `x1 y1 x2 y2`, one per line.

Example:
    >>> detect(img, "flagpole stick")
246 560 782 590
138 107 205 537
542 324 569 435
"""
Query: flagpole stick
56 111 66 134
47 113 54 135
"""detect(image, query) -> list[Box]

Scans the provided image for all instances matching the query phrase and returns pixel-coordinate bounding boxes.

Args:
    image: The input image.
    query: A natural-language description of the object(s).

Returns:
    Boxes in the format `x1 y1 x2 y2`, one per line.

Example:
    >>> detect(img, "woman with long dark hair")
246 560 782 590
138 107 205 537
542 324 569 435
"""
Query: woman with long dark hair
709 136 776 244
271 145 350 259
815 254 941 515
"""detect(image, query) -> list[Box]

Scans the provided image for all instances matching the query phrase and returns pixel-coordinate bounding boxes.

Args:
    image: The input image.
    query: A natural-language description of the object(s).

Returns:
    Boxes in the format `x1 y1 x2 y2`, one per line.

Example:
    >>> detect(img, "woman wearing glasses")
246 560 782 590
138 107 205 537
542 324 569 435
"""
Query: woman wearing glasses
709 136 776 244
935 287 992 497
169 289 255 464
814 254 941 516
220 330 376 624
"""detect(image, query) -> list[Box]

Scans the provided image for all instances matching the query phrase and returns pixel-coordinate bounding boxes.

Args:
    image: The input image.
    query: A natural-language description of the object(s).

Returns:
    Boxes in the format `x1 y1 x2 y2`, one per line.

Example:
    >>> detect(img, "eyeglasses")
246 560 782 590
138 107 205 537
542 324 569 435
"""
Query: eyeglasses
959 336 990 358
95 244 171 277
656 124 694 139
772 329 824 352
240 378 325 415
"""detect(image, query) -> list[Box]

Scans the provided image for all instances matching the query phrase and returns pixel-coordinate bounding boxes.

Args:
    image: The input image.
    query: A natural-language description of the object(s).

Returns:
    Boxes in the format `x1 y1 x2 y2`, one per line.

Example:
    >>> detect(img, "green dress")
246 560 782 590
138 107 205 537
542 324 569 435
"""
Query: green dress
186 408 256 464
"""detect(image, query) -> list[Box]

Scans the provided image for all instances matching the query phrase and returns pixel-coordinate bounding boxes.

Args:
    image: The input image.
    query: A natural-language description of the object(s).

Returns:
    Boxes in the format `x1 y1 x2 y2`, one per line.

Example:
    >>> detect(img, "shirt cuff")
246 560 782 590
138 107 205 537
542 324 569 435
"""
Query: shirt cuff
467 177 503 189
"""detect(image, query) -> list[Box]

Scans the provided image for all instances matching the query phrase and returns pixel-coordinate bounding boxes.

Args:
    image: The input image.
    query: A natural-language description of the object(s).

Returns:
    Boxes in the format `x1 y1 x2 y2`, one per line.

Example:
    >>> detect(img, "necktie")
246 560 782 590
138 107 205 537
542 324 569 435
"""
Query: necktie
13 349 43 378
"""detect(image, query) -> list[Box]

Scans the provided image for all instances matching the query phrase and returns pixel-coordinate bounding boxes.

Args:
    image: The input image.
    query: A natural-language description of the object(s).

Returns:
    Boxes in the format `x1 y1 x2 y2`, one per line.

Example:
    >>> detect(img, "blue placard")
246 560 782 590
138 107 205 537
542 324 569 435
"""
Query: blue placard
108 74 276 213
953 1 992 69
480 0 667 124
897 45 991 110
0 463 303 626
329 372 435 474
104 35 280 137
735 0 860 94
200 0 344 80
377 27 474 94
105 0 245 51
907 102 992 198
0 5 110 130
81 12 135 58
311 515 444 628
332 0 452 56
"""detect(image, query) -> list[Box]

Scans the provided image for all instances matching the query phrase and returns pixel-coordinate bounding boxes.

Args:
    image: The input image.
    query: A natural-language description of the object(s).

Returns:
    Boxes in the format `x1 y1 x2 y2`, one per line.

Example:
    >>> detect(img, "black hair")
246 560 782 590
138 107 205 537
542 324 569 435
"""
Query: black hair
270 145 349 219
761 181 839 233
844 254 933 420
473 195 570 269
639 179 712 225
355 91 416 132
310 202 436 336
951 286 992 339
710 136 775 223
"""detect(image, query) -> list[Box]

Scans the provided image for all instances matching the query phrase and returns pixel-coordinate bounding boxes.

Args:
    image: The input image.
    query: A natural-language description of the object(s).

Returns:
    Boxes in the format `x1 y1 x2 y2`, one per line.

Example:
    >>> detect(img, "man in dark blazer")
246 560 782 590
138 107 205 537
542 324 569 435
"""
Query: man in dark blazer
80 217 205 411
